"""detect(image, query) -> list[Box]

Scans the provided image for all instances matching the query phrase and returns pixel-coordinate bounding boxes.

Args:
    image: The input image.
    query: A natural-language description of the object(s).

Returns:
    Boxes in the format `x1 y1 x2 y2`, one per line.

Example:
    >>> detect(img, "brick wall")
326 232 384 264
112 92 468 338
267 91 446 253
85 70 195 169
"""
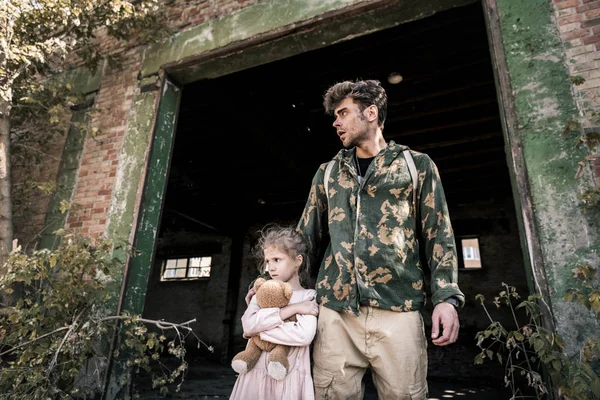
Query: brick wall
165 0 258 30
63 0 258 236
66 49 141 235
554 0 600 179
555 0 600 115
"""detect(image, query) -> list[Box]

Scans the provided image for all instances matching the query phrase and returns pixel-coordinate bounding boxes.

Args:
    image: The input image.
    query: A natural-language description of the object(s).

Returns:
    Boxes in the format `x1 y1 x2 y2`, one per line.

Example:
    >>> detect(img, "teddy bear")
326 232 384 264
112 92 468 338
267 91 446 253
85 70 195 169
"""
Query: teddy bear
231 277 297 380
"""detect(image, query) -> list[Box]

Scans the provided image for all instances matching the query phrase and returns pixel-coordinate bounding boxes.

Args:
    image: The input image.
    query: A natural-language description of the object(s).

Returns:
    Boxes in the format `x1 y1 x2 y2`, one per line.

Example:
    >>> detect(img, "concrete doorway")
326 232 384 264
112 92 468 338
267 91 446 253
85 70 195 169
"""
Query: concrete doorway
139 2 528 398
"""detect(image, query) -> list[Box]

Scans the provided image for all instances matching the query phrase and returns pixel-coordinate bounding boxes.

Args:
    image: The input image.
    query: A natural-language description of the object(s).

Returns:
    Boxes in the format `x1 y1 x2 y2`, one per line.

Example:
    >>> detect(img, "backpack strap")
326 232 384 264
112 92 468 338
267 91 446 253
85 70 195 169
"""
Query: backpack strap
403 149 418 219
323 160 335 201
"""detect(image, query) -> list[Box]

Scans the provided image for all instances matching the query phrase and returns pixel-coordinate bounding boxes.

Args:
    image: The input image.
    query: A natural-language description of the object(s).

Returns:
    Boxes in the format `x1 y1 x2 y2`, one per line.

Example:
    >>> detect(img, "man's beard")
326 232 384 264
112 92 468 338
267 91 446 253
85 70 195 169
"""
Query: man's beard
344 128 369 149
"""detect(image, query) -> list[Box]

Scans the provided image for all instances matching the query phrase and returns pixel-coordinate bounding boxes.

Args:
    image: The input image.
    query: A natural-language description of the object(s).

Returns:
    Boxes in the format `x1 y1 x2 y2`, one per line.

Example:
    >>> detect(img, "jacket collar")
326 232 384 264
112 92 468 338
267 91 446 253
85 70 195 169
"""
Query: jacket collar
333 140 409 164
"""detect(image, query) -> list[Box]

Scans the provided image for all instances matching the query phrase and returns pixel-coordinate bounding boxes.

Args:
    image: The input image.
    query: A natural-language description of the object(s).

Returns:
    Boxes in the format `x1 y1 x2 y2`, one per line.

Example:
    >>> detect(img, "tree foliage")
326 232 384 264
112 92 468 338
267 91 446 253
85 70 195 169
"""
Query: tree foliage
0 0 169 271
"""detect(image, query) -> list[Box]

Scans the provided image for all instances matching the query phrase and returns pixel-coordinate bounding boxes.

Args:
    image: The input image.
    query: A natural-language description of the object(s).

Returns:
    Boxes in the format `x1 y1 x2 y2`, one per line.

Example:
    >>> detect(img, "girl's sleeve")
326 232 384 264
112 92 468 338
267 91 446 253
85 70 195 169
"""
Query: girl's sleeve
241 296 284 337
258 290 318 346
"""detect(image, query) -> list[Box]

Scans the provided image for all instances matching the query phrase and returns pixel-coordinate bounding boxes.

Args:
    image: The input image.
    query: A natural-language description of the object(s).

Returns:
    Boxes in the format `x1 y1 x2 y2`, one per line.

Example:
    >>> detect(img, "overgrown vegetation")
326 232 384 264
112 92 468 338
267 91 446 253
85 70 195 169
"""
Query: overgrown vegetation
475 283 600 400
0 232 210 399
476 110 600 398
1 0 171 272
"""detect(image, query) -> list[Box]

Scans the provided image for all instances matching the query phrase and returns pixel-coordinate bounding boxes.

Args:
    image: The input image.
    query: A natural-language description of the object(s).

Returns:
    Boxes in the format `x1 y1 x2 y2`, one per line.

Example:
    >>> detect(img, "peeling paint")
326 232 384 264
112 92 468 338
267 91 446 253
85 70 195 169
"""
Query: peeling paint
64 63 104 95
38 108 89 250
496 0 600 354
104 78 180 399
106 88 159 252
141 0 476 80
0 144 7 179
118 78 180 315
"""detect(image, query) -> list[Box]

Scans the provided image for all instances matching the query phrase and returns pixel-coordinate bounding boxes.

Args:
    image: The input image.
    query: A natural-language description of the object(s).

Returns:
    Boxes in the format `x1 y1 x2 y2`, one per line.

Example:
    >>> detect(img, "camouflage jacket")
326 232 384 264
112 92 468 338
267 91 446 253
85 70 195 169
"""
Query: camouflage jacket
298 141 465 315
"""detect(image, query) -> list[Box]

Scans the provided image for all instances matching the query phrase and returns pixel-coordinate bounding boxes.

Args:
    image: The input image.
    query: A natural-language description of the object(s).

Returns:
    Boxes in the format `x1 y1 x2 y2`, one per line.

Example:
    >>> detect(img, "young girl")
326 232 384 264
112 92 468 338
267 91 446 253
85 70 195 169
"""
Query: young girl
229 224 318 400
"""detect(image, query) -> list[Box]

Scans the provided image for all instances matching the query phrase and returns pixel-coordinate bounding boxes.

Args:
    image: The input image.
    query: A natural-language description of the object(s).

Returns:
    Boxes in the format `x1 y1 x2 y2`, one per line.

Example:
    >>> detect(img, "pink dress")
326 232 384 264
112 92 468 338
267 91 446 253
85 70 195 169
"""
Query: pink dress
229 288 317 400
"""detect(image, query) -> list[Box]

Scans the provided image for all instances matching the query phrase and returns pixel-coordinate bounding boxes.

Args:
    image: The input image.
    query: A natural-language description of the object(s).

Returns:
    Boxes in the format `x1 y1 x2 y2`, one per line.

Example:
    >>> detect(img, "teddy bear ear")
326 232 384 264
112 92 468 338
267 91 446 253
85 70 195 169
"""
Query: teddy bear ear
283 282 293 299
254 278 267 291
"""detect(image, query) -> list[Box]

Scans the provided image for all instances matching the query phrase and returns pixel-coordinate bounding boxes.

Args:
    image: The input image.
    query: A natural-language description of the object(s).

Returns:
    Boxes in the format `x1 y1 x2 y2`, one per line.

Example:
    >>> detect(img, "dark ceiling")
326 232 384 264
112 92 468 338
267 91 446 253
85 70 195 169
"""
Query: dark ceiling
160 2 511 236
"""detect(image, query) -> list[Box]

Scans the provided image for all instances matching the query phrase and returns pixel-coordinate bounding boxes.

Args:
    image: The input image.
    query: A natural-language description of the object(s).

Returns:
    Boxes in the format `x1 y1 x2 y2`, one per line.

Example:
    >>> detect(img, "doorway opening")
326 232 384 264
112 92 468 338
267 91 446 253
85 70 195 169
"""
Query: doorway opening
139 2 529 397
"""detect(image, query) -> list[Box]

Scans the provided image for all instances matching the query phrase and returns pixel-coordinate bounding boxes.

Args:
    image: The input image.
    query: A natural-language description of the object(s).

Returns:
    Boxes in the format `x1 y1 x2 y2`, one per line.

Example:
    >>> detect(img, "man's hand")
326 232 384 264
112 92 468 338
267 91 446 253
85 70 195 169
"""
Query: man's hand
244 288 256 305
294 298 319 316
431 302 459 346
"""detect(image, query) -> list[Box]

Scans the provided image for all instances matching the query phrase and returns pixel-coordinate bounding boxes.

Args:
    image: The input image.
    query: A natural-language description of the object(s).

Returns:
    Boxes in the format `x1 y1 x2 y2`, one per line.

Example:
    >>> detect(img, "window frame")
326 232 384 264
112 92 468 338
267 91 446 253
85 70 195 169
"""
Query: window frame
457 235 483 271
160 255 213 281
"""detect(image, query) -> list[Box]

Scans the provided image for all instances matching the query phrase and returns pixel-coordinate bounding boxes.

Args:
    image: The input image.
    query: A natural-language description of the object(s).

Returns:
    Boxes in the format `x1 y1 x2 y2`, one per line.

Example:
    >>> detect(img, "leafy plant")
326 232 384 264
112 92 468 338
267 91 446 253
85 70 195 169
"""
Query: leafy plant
0 231 210 399
580 189 600 212
1 0 172 275
475 283 600 400
561 116 600 208
565 264 600 318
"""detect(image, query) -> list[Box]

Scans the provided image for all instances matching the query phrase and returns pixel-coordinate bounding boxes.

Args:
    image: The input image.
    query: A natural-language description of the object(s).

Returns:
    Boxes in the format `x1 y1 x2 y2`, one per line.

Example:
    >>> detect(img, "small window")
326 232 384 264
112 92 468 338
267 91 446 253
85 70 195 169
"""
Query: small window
161 256 212 281
460 238 482 269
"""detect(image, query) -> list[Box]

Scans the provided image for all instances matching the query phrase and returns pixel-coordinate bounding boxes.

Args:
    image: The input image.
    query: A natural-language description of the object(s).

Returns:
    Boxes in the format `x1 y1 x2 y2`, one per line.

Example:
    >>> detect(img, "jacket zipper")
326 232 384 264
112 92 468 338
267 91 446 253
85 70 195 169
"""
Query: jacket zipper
347 151 381 306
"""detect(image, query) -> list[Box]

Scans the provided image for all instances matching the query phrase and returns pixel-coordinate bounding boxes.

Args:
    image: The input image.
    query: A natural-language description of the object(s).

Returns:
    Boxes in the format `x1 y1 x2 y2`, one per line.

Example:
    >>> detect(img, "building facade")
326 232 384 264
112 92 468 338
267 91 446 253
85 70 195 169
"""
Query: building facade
13 0 600 397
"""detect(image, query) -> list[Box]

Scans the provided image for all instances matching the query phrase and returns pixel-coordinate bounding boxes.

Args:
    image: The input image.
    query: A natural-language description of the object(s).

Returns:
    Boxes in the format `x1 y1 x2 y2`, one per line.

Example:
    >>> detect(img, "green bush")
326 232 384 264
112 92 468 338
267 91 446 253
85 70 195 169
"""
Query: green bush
0 232 208 399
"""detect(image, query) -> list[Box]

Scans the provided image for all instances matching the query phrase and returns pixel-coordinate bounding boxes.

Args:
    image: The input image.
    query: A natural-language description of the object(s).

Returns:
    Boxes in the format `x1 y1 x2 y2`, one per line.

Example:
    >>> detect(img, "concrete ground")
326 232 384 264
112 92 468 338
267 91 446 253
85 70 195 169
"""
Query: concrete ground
136 363 511 399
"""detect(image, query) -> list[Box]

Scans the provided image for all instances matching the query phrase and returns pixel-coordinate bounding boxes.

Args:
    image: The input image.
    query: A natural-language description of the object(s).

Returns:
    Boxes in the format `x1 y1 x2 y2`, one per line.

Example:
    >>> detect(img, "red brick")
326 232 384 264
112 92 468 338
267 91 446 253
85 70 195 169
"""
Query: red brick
582 18 600 27
55 0 259 234
586 8 600 18
564 28 592 40
559 14 584 25
583 34 600 43
556 0 580 8
577 0 600 12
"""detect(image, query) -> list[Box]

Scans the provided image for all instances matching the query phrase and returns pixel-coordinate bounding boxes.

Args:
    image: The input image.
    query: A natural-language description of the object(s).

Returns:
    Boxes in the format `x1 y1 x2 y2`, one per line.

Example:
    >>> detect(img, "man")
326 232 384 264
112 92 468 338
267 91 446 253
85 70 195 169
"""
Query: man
297 79 464 400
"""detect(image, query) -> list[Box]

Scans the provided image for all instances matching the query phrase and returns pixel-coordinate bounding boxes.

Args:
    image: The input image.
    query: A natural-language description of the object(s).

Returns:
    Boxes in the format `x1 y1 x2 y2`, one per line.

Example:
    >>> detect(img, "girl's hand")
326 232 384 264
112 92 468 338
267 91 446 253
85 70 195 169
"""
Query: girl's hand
245 289 256 306
294 298 319 316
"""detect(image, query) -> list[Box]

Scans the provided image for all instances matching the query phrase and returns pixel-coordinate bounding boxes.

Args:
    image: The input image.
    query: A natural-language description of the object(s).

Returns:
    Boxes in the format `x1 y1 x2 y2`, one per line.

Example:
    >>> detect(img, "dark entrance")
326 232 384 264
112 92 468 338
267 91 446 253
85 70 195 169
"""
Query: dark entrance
141 2 528 398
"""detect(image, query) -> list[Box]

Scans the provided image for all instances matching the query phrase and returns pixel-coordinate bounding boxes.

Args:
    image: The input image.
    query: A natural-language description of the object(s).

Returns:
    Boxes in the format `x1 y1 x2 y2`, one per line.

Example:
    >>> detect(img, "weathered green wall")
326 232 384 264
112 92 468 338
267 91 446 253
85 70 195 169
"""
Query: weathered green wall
141 0 475 83
103 78 166 400
105 80 160 260
38 68 103 251
103 78 162 308
38 108 88 250
141 0 372 78
100 0 600 394
495 0 600 353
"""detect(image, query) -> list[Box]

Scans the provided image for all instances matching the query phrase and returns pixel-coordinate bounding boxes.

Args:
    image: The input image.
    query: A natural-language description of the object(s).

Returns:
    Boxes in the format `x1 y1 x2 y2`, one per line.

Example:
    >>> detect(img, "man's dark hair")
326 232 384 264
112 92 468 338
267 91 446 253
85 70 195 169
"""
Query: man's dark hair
323 79 388 128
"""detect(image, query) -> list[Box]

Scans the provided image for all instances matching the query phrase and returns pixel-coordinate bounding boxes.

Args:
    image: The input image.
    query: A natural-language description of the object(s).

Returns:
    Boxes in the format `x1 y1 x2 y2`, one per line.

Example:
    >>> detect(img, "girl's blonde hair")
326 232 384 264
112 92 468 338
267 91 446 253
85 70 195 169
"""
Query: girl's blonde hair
253 223 311 288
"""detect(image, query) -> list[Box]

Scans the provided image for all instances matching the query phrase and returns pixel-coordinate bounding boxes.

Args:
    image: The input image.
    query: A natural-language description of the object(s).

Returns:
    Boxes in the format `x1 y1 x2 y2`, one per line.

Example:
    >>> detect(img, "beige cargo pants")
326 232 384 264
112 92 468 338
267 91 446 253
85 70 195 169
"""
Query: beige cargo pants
313 305 428 400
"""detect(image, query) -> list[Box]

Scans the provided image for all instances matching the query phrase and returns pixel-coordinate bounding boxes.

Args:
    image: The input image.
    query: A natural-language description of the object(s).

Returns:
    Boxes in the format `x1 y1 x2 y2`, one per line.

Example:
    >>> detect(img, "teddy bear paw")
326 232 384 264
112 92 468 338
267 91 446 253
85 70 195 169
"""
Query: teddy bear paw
267 361 287 381
231 359 249 374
